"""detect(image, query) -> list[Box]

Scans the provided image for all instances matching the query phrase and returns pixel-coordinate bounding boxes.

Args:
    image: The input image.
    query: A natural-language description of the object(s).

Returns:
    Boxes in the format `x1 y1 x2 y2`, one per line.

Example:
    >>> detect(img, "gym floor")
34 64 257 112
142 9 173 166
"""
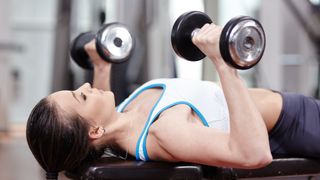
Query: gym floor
0 125 68 180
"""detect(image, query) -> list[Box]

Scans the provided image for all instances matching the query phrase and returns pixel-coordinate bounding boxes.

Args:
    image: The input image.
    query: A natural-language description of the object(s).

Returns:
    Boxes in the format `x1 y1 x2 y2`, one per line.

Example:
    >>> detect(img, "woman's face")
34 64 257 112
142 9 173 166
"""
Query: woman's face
49 83 115 127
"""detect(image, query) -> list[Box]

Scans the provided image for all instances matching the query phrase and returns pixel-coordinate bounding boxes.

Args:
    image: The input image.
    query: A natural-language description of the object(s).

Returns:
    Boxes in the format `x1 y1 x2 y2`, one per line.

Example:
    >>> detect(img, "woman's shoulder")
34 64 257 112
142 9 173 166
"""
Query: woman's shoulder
150 104 202 138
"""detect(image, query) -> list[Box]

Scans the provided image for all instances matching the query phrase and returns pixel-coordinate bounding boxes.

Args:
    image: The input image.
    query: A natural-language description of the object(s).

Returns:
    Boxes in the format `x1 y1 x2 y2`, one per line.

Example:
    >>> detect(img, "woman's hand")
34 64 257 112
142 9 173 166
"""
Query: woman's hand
84 39 111 70
192 24 226 70
84 39 112 91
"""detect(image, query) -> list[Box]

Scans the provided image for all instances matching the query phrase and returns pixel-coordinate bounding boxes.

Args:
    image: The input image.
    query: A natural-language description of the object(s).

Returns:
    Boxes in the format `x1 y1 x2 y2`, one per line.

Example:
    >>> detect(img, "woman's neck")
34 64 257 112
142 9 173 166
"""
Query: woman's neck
95 110 137 149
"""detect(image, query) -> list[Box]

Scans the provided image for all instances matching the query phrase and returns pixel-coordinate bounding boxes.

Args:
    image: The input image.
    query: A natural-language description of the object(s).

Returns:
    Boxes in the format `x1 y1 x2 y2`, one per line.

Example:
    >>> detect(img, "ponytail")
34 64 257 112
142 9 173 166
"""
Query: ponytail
46 172 58 180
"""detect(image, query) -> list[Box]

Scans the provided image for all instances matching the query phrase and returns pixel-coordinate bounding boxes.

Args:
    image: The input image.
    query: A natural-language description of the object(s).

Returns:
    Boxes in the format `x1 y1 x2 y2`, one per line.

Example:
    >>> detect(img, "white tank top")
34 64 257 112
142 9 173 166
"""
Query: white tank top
116 78 230 161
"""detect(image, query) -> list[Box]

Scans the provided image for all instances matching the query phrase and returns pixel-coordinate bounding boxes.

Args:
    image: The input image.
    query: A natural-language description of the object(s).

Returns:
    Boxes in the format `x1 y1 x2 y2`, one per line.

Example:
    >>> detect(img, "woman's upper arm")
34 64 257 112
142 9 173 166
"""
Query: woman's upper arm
157 123 242 168
157 122 271 169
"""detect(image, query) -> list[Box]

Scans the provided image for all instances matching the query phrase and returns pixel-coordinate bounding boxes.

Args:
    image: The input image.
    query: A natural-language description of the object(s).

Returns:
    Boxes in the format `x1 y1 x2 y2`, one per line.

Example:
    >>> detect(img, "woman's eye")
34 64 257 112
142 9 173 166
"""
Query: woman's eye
81 92 87 101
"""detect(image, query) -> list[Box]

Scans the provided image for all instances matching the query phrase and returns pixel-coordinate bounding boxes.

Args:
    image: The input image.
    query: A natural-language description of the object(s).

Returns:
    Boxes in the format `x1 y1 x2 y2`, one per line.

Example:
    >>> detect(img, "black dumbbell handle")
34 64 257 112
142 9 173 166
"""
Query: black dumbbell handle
70 32 95 69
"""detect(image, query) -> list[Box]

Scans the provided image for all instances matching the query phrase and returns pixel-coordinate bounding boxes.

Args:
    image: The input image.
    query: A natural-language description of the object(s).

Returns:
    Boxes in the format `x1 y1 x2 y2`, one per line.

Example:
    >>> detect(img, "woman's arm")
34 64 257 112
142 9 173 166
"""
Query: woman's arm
191 24 272 167
84 40 112 91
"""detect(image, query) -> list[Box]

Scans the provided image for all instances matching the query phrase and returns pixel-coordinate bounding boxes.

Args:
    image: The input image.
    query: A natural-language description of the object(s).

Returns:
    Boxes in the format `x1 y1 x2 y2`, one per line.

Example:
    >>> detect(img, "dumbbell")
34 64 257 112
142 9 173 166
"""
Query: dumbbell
70 22 133 70
171 11 265 70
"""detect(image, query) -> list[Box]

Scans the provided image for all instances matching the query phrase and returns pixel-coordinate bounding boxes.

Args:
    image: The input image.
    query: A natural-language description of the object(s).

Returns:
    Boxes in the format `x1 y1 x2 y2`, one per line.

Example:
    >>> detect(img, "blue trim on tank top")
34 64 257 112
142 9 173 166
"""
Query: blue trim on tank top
116 82 211 161
115 83 166 161
135 83 166 161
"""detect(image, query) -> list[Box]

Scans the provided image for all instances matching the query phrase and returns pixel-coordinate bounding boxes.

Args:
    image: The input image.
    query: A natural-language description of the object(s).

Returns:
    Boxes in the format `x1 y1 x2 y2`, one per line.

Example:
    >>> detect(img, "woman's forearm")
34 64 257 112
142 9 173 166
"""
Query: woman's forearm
216 62 271 166
93 65 111 91
84 40 112 91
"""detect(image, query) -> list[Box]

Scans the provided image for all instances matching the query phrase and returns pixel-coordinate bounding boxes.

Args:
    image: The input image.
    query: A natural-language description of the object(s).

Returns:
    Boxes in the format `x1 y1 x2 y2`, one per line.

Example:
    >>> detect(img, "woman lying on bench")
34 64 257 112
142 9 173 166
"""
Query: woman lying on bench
26 23 320 180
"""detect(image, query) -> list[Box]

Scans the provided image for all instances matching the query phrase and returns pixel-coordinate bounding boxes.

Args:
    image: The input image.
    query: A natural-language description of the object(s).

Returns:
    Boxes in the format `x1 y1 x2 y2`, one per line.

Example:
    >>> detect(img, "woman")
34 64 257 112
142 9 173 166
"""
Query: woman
26 23 320 180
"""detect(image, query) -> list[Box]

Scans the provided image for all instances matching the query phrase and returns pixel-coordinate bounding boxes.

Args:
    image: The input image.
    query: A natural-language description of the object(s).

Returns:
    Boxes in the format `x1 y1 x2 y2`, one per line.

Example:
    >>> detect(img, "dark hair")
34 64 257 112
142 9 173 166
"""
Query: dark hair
26 97 104 179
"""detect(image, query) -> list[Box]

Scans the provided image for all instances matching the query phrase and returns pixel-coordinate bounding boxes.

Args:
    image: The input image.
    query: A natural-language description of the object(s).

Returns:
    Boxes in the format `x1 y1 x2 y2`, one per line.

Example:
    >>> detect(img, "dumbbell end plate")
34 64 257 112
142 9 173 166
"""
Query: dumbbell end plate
70 32 95 70
96 23 134 64
220 16 265 70
171 11 212 61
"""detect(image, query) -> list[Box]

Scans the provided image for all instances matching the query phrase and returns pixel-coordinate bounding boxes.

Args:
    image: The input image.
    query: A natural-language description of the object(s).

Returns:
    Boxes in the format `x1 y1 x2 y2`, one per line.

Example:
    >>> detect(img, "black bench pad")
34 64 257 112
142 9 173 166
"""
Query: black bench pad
67 157 320 179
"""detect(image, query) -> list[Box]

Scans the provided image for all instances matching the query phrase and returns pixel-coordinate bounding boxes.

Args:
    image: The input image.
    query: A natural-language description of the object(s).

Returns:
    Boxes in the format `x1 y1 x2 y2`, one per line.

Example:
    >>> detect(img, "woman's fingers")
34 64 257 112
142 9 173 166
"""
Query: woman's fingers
192 23 223 60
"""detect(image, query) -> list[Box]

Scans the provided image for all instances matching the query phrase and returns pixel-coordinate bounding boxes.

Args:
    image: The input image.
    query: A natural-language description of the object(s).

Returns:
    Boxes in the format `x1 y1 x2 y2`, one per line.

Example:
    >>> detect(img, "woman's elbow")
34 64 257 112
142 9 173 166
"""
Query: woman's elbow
244 150 273 169
254 151 273 168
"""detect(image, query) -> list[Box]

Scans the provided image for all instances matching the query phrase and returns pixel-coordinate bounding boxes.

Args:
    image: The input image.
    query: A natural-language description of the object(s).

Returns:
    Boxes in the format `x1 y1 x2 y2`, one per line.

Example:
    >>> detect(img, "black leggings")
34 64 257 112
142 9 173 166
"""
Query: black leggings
269 92 320 159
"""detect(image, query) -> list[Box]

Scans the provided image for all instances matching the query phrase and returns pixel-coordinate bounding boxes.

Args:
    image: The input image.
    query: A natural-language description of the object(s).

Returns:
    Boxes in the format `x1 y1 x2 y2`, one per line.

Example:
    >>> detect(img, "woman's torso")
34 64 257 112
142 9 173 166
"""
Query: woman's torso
116 79 283 161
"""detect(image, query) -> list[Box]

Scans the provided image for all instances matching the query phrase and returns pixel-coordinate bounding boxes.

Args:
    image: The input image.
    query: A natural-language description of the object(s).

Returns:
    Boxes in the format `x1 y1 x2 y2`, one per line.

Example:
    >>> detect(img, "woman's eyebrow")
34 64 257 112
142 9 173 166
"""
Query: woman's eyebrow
71 91 80 102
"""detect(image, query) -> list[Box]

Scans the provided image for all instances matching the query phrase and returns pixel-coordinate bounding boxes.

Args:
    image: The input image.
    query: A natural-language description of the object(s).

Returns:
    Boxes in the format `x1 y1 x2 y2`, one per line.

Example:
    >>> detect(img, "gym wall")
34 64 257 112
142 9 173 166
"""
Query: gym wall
0 0 57 126
0 0 319 129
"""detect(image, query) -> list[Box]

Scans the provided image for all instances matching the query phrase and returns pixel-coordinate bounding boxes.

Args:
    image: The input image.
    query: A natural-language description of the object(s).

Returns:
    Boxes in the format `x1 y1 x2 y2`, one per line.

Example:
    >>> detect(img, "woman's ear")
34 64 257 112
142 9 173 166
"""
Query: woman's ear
88 126 105 139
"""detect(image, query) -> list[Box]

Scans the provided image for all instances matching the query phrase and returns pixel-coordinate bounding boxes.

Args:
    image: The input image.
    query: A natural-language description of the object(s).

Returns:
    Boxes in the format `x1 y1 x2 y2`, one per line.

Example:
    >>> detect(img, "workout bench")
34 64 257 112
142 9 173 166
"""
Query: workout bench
66 157 320 179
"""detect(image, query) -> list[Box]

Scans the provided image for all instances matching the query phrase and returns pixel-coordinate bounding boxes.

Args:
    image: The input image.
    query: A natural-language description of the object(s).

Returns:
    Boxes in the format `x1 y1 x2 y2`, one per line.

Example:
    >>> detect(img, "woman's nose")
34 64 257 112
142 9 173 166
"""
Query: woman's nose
76 83 91 92
83 83 91 89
